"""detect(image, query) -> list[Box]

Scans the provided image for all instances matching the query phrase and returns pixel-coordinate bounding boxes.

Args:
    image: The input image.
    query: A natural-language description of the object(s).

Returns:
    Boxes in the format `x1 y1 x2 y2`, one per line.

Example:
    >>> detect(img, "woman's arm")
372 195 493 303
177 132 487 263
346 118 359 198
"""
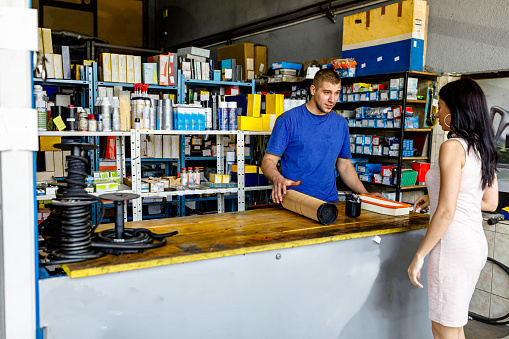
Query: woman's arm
481 173 498 212
408 140 465 287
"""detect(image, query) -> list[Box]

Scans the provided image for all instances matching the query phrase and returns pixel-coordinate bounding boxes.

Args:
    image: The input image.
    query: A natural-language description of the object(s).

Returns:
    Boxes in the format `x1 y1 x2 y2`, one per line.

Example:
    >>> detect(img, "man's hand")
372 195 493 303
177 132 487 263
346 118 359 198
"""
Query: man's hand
272 177 301 203
366 192 384 199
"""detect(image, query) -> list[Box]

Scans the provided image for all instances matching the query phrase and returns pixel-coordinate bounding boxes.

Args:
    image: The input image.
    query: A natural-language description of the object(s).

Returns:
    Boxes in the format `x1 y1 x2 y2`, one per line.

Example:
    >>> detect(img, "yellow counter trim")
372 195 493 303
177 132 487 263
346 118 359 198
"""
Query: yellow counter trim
62 223 426 279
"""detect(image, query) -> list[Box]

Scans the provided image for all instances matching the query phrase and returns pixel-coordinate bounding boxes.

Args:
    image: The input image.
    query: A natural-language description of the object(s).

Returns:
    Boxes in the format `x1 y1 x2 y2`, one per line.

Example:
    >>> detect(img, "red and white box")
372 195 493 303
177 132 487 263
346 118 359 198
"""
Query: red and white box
412 162 430 184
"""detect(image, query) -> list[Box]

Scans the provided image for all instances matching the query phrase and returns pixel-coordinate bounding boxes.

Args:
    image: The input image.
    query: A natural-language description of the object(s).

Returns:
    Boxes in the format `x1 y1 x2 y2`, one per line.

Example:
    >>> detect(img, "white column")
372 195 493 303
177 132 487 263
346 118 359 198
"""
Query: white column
0 1 38 338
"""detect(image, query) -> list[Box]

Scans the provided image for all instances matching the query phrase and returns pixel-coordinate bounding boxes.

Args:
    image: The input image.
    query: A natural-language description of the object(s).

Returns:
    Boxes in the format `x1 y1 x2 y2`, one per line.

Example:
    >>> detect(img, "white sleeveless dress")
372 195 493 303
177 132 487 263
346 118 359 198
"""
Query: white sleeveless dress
425 137 488 327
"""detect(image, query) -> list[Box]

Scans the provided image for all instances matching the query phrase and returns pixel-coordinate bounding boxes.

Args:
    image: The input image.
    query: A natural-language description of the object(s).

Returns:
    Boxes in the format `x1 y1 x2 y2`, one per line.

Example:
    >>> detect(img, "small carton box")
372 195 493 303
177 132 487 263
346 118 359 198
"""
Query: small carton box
53 54 63 79
142 63 157 84
118 54 127 83
134 56 142 83
247 94 261 117
100 53 112 81
111 54 119 82
126 55 135 83
41 28 53 54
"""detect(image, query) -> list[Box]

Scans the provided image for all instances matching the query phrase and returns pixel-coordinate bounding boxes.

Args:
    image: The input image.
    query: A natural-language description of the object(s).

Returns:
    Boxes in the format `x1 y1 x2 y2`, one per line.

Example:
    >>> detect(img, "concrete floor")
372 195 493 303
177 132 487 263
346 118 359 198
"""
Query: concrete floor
465 320 509 339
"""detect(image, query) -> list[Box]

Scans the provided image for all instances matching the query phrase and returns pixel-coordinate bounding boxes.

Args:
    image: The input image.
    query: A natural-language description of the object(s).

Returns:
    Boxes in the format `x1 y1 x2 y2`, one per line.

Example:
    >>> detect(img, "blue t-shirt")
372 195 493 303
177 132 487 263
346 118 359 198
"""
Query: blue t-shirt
266 104 351 202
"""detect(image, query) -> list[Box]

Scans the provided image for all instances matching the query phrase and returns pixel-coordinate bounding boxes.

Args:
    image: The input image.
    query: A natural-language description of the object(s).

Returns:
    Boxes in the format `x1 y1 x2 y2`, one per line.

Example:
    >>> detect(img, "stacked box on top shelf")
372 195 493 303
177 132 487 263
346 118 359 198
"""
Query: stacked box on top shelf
339 77 422 103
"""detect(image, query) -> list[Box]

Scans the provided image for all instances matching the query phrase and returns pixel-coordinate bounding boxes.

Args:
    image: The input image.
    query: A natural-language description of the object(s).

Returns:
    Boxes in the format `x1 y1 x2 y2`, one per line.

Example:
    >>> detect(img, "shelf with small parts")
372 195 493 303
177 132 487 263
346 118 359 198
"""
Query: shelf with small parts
338 71 438 201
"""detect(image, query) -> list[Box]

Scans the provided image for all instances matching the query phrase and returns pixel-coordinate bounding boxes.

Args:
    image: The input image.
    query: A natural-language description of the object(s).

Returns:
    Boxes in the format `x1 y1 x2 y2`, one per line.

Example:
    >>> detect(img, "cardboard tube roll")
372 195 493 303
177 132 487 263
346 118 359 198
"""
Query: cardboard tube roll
281 190 338 225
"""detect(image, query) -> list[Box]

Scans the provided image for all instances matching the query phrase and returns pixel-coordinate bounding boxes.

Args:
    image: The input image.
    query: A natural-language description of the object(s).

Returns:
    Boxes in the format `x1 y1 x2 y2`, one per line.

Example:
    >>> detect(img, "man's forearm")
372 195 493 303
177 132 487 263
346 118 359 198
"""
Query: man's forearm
338 162 369 194
261 157 284 182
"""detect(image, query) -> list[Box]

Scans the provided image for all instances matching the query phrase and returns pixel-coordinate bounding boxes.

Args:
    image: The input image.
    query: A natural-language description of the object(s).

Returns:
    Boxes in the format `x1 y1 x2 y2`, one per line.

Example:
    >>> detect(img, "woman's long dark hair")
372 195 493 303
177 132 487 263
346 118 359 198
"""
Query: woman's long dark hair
439 78 498 190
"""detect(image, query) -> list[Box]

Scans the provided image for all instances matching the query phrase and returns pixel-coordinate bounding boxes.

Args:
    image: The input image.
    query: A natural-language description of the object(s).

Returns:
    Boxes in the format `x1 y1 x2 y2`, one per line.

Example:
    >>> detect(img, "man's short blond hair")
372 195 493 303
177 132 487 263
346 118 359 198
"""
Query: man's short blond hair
312 69 341 89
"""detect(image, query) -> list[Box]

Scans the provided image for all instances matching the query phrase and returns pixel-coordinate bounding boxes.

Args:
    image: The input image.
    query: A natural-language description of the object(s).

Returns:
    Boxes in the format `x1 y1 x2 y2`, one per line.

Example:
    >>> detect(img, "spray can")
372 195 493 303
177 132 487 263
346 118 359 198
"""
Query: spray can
101 97 112 131
132 84 145 129
157 99 163 130
112 97 120 131
219 101 228 130
142 85 151 129
34 85 47 131
163 99 173 130
184 106 192 130
134 117 141 130
95 97 103 131
149 97 157 130
227 101 237 130
194 167 201 185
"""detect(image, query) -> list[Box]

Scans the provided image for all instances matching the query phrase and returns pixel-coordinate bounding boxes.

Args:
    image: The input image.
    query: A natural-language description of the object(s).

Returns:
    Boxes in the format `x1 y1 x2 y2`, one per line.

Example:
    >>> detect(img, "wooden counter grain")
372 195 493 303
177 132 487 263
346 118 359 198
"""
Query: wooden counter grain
62 203 429 278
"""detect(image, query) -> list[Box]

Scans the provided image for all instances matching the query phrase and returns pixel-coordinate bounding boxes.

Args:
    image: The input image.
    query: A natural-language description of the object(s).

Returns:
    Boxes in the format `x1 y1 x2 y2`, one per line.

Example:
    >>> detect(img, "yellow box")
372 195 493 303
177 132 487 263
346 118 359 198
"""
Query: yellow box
83 60 95 66
118 54 127 83
210 173 223 183
266 94 284 117
222 175 230 184
247 94 261 117
41 28 53 54
238 116 262 131
127 55 135 83
231 165 262 174
110 54 119 82
261 114 276 131
100 53 112 82
353 83 371 92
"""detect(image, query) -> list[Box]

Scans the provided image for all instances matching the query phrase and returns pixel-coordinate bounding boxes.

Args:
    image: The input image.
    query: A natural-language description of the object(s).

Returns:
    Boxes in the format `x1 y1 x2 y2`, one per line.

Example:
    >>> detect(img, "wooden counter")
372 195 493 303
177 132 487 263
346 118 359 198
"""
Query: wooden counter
63 203 429 278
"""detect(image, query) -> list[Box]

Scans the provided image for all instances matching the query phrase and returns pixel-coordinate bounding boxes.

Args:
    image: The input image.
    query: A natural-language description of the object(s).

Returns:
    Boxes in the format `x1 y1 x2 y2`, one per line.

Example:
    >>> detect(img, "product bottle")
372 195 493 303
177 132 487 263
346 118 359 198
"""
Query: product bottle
185 167 192 185
181 168 188 186
194 167 201 185
134 117 141 130
79 107 88 131
112 97 121 131
101 96 112 131
95 97 103 131
34 85 47 131
191 106 198 131
88 114 97 131
149 97 157 130
219 101 228 130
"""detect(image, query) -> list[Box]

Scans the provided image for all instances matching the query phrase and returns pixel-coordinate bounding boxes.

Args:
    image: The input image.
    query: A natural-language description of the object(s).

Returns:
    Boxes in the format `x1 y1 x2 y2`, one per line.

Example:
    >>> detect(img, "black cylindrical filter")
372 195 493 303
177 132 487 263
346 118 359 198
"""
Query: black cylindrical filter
64 106 78 131
50 106 65 130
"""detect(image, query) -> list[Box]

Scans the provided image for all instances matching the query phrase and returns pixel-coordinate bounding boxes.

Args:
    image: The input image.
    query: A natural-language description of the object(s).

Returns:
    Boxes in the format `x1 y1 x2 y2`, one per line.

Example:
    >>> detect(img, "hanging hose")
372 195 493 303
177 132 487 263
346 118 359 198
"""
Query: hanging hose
469 257 509 325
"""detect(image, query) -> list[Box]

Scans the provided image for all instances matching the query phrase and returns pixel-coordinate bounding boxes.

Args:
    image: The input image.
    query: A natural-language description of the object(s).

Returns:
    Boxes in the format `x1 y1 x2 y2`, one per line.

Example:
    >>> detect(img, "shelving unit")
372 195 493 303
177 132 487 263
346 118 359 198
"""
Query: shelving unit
337 71 438 200
35 64 272 223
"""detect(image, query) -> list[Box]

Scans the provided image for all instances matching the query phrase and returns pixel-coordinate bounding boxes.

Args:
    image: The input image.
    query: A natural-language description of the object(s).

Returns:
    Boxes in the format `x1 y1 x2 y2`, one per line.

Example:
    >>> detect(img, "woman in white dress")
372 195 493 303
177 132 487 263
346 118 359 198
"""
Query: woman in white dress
408 78 499 339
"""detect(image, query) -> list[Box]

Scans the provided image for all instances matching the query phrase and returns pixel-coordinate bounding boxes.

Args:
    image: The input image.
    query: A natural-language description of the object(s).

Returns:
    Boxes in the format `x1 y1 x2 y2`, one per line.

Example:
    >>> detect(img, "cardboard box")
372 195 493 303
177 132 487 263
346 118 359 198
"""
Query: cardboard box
265 94 284 118
254 45 267 77
342 0 428 76
247 94 261 117
100 53 112 82
39 136 61 151
142 63 157 84
61 46 71 80
118 54 127 83
126 55 135 83
261 114 276 131
111 54 119 82
134 56 142 83
157 54 170 86
177 46 210 58
38 28 44 54
41 28 53 54
168 52 177 85
238 116 262 131
53 54 63 79
44 53 54 79
217 42 255 82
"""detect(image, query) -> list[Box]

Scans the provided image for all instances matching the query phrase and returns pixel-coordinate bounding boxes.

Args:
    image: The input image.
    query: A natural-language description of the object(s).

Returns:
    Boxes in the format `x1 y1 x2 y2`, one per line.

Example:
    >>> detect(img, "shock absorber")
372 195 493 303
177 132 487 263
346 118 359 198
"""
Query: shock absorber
39 142 105 265
93 192 178 254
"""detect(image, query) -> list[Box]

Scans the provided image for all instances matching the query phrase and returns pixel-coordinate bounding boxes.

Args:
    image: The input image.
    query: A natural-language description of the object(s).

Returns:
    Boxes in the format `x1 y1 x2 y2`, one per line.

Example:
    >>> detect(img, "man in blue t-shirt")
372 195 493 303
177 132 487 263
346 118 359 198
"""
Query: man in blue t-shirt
261 69 382 203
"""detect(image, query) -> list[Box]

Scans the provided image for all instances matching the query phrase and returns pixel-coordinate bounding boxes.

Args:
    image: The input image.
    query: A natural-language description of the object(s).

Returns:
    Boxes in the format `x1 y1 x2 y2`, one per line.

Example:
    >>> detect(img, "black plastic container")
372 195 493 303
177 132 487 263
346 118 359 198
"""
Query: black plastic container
345 195 362 217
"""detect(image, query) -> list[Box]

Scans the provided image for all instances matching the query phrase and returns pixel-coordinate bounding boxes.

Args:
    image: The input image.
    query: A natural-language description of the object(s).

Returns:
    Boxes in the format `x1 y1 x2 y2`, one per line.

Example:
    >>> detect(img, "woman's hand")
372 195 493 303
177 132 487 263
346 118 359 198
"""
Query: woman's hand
408 255 424 288
414 194 430 213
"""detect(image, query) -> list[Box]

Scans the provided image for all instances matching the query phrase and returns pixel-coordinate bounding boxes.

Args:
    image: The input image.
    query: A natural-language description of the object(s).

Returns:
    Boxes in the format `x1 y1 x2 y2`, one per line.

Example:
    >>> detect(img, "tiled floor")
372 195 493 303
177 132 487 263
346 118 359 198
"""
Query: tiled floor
465 320 509 338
